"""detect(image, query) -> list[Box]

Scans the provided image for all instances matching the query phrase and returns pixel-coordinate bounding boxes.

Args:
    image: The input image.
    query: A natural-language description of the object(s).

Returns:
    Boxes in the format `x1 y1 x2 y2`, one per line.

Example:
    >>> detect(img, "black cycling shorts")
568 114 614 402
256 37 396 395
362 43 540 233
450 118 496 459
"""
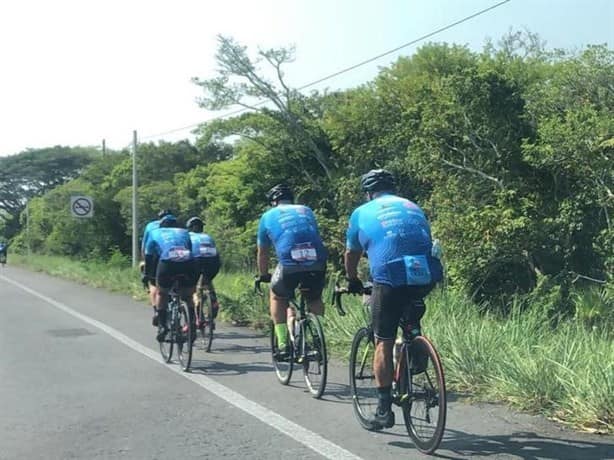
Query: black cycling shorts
156 260 198 291
194 256 221 282
271 264 326 301
371 283 435 341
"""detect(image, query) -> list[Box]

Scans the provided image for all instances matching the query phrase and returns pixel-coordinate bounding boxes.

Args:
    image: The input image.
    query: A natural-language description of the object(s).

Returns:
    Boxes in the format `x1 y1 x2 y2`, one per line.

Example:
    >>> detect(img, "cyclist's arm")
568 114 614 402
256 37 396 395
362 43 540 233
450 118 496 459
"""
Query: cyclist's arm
257 245 269 277
345 209 363 279
344 250 362 279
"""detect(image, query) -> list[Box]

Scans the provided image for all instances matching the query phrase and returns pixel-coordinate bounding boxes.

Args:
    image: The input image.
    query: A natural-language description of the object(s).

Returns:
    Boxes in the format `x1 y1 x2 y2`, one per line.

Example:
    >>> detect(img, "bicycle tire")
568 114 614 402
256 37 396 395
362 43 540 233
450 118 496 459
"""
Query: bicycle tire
270 321 293 385
349 326 380 430
400 335 446 454
301 313 328 399
176 300 194 372
159 302 174 363
204 292 214 353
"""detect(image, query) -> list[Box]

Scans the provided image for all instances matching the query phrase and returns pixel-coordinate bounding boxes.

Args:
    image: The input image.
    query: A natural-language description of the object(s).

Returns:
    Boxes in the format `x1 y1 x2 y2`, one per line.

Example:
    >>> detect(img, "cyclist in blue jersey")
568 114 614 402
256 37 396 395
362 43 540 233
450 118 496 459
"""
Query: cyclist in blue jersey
144 214 197 341
141 209 173 322
257 184 328 360
187 216 221 321
0 240 8 264
344 169 443 429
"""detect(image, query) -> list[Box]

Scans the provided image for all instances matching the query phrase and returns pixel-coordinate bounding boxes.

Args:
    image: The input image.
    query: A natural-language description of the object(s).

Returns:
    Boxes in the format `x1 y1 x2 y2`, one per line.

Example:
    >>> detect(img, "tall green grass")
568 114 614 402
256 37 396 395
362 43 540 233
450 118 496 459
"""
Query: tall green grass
7 254 612 433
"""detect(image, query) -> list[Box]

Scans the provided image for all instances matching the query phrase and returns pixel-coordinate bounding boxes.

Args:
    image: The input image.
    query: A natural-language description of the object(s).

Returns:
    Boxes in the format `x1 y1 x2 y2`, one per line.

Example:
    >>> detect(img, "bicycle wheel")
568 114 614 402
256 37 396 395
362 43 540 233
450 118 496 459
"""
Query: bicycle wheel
203 292 214 353
159 304 174 363
349 326 379 430
301 313 328 398
400 335 446 454
176 300 194 372
195 295 206 349
270 321 293 385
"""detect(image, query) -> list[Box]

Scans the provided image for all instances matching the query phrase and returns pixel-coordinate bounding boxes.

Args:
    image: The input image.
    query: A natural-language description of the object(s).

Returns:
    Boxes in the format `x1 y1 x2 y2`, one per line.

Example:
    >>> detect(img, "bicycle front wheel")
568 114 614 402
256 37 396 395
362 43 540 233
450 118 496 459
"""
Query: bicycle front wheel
176 301 194 372
270 321 293 385
301 314 328 399
400 335 446 454
159 306 174 363
349 326 379 430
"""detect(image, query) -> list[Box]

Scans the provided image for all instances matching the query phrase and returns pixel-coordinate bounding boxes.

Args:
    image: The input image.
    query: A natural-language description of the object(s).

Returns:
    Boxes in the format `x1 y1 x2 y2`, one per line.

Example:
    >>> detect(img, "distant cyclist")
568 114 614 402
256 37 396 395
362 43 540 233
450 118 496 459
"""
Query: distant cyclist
344 169 443 429
141 209 173 323
256 184 328 359
187 216 221 322
0 240 8 264
144 214 197 341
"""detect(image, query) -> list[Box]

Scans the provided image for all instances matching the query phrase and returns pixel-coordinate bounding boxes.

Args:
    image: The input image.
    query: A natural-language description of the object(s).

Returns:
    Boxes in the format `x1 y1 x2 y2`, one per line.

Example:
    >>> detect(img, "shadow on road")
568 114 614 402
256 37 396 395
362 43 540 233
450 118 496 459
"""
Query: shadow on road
188 360 274 376
386 427 614 459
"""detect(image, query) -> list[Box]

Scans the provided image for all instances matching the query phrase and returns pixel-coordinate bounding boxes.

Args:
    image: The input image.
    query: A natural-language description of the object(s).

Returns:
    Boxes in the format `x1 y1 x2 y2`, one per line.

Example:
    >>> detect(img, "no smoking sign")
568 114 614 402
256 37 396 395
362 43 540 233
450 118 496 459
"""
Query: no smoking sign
70 196 94 218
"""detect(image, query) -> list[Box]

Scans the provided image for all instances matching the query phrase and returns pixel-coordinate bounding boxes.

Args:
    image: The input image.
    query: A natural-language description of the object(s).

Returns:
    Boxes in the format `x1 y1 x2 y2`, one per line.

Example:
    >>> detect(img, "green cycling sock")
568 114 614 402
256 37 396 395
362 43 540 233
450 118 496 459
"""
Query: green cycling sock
274 323 289 349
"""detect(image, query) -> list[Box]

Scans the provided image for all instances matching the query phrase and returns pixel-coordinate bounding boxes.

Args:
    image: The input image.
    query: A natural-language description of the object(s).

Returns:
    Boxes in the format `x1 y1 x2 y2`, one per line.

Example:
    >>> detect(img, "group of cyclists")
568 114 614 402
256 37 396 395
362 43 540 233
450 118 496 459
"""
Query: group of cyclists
141 168 443 430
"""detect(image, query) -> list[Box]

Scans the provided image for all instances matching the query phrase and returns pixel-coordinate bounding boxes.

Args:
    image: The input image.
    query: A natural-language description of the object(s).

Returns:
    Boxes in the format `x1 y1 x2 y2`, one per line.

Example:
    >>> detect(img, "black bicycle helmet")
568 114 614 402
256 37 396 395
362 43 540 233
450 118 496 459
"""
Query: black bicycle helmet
157 208 173 219
265 183 294 203
360 169 396 192
186 216 204 231
159 214 178 228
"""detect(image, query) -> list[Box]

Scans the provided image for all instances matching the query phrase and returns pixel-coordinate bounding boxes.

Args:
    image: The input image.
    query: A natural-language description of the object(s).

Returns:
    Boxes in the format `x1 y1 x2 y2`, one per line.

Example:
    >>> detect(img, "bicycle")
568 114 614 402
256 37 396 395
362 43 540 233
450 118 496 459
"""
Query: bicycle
255 277 328 399
0 254 6 267
195 275 215 353
158 277 194 372
333 283 446 454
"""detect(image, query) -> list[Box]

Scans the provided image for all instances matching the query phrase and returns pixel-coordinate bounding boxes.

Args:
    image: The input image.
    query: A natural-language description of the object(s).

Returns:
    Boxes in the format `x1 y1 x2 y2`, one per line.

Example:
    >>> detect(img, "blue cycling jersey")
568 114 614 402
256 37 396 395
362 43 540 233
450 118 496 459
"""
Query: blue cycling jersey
346 193 442 287
189 232 218 259
141 220 160 253
145 227 193 262
257 204 327 267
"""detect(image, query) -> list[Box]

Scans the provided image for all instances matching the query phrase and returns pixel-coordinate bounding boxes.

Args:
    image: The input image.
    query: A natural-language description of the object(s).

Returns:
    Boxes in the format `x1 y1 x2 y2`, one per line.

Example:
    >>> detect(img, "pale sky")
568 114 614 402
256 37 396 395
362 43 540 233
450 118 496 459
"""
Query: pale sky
0 0 612 156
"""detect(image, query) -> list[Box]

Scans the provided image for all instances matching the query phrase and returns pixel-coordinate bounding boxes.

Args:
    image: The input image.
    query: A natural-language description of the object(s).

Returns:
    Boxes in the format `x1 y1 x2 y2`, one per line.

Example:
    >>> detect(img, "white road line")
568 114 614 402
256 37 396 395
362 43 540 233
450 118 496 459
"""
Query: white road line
1 274 363 460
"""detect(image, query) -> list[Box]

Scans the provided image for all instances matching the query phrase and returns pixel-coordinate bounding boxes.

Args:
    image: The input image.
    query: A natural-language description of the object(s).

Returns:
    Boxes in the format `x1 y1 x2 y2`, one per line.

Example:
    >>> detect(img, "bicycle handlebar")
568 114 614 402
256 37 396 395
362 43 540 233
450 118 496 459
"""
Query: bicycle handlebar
331 282 373 317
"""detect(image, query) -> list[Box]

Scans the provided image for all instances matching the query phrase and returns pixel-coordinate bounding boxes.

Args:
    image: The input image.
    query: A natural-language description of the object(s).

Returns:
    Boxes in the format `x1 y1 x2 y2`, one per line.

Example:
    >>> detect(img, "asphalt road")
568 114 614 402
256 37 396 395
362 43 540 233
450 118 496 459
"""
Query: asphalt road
1 265 612 460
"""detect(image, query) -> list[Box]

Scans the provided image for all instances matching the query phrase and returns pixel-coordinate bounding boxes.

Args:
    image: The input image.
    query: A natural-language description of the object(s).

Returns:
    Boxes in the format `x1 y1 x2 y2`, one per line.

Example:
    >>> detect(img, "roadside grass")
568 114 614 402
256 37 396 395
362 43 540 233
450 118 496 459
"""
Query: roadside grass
7 254 613 433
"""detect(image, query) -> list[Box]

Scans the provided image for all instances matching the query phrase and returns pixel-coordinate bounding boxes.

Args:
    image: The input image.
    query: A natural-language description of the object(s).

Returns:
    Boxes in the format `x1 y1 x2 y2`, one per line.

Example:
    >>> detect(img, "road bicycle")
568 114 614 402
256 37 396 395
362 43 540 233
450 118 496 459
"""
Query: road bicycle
194 276 215 352
333 283 446 454
255 277 328 398
158 277 194 372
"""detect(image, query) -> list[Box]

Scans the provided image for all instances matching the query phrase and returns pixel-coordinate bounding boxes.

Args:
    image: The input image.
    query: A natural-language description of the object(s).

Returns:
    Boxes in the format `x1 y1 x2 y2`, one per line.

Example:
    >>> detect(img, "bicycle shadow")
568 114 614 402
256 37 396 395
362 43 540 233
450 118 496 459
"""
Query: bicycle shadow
386 427 614 459
188 360 274 377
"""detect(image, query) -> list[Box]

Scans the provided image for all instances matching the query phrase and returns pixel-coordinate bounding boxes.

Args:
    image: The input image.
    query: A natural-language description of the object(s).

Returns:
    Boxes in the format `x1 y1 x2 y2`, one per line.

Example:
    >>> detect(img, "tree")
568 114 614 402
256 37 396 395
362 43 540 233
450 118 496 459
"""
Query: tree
0 146 96 239
192 35 334 185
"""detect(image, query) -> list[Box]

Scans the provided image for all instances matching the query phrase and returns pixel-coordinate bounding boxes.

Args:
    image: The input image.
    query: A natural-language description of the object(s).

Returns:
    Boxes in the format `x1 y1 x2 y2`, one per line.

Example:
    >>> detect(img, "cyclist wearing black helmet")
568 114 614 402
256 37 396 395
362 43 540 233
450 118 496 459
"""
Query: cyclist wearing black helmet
141 209 173 319
187 216 221 321
257 184 328 359
144 214 197 341
344 169 443 429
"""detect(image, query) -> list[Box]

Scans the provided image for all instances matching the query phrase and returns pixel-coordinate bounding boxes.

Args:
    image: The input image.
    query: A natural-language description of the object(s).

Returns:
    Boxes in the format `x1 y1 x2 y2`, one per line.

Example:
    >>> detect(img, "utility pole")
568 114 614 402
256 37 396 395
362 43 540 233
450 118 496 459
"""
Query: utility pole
131 130 138 268
102 139 106 156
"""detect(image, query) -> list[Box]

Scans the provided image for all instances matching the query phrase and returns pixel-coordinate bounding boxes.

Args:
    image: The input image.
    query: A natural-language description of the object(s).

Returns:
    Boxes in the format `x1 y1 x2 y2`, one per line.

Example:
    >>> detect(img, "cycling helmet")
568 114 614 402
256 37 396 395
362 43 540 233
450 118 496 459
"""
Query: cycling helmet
186 216 204 231
266 184 294 203
159 214 178 228
360 169 395 192
157 209 173 219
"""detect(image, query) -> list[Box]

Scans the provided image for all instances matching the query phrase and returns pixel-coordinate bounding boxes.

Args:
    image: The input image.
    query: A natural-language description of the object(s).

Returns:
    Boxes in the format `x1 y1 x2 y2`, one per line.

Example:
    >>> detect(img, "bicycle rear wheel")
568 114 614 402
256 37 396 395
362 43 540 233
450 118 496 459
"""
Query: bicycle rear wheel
349 326 379 430
400 335 446 454
176 300 194 372
159 305 174 363
270 321 293 385
203 292 214 352
301 313 328 398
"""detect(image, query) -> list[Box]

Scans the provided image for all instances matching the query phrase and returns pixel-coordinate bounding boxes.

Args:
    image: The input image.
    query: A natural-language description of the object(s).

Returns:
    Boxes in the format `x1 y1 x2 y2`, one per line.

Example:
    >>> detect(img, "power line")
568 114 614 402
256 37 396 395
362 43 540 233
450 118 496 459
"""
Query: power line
140 0 512 141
